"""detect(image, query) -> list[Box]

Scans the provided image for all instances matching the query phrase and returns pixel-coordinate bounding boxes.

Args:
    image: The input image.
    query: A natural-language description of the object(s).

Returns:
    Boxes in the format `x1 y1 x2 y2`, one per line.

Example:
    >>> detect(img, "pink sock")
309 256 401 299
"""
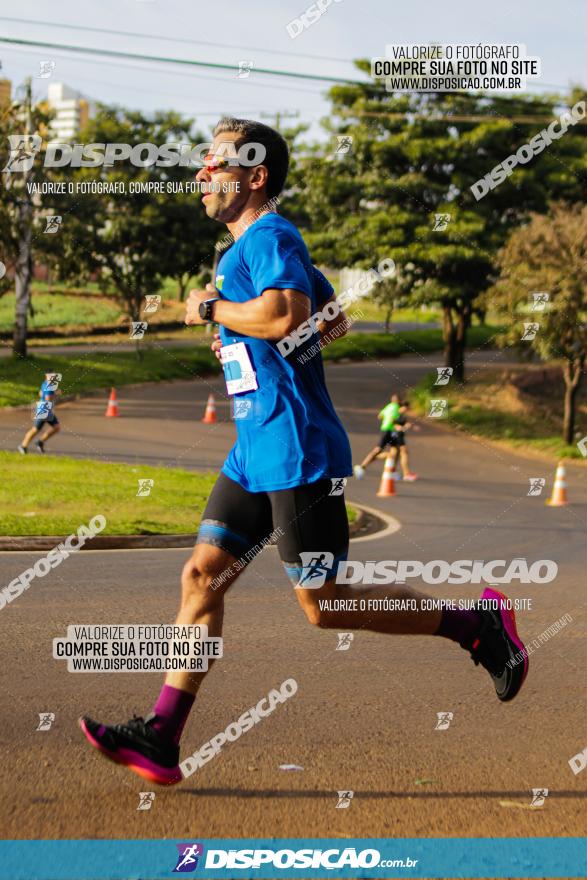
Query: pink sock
436 609 482 647
149 684 195 746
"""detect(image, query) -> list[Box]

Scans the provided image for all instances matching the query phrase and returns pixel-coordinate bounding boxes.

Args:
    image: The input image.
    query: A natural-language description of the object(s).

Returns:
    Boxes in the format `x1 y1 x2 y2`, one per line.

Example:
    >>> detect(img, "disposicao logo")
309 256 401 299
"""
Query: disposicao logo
173 843 204 872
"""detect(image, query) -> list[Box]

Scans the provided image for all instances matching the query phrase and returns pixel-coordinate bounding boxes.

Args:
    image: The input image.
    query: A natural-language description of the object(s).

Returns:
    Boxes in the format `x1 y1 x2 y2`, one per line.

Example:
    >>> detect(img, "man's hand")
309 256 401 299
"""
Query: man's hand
315 293 348 347
211 333 223 361
185 284 217 325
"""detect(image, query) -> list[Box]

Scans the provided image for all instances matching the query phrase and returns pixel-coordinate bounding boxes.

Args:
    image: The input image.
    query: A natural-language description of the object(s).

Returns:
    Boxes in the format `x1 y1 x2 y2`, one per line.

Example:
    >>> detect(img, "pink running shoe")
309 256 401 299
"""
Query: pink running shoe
79 715 182 785
465 587 529 702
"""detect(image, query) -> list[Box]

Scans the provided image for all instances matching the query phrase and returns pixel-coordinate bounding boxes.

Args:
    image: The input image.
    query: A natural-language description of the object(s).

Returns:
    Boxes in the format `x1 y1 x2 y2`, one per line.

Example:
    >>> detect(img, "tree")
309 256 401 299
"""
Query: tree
490 202 587 444
368 263 419 331
0 80 55 357
154 122 219 301
46 108 217 324
288 68 587 380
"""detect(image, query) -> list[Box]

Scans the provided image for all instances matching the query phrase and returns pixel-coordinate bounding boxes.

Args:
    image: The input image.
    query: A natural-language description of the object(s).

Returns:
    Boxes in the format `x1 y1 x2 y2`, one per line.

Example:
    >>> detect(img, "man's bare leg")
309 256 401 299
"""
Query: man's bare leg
79 543 243 783
295 579 441 634
19 425 39 451
165 544 239 696
399 446 411 475
359 445 384 469
37 423 60 445
294 575 530 703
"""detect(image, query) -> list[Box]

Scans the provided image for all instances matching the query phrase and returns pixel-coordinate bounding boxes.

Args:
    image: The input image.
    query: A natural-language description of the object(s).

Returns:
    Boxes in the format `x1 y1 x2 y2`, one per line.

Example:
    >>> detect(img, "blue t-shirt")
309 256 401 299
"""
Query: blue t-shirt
40 380 55 399
36 380 56 419
216 213 352 492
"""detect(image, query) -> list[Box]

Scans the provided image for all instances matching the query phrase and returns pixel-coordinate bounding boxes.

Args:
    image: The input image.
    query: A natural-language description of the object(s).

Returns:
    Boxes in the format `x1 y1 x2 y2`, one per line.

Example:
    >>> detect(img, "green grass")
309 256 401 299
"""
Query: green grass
28 282 106 295
0 292 122 332
0 328 499 408
24 326 206 347
1 452 217 535
0 275 206 336
0 346 221 408
319 275 442 325
322 325 499 362
1 452 357 535
17 276 202 300
1 282 487 346
339 299 441 324
159 276 204 297
411 370 587 461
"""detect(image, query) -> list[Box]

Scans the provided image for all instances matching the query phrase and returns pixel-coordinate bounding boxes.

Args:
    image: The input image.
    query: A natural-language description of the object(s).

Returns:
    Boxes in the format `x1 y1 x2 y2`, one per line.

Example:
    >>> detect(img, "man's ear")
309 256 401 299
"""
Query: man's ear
248 164 269 192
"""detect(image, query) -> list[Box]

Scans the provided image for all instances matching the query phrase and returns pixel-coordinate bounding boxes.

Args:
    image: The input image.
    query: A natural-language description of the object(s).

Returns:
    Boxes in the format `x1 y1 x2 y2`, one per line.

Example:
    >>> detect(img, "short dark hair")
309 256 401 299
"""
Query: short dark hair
213 117 289 198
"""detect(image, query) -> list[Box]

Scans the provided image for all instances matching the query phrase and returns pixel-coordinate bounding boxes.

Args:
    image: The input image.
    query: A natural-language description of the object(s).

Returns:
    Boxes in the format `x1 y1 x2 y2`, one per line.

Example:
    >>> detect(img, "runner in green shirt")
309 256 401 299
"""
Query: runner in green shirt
379 399 401 431
354 393 401 478
386 401 419 481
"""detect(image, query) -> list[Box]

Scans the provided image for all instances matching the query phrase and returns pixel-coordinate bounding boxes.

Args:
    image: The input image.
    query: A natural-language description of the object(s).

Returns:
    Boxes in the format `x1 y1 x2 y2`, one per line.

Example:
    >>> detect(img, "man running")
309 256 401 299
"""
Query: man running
353 393 401 478
80 118 529 786
18 372 61 454
388 400 418 481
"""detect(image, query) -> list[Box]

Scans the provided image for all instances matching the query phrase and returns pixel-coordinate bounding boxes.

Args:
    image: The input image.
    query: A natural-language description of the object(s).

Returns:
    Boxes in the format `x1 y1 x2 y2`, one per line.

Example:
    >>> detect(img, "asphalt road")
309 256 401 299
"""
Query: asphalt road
1 352 586 843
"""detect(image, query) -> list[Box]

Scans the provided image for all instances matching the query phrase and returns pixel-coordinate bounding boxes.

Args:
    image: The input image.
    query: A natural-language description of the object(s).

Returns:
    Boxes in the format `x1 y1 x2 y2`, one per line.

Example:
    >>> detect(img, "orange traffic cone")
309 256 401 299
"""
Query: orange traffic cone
105 388 120 417
546 461 568 507
202 393 217 424
377 456 396 497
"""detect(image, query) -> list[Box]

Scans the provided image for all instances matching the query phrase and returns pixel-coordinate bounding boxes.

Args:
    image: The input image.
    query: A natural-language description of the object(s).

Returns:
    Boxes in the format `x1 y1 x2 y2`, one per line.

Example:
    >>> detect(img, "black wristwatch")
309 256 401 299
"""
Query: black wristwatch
198 298 218 322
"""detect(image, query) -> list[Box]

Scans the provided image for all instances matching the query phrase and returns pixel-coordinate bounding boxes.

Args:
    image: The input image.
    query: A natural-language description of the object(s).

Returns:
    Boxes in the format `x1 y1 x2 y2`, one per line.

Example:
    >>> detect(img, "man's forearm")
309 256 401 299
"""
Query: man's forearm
212 291 307 340
212 298 284 339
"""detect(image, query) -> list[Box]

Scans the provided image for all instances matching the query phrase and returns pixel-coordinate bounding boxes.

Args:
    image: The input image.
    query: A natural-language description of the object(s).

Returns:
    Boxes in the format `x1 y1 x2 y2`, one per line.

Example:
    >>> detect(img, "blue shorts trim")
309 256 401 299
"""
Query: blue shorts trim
196 519 254 559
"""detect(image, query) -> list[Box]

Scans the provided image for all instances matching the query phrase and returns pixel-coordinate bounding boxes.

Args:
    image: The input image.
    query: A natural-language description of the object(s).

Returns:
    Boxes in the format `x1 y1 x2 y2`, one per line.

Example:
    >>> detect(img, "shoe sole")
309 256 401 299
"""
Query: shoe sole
482 587 529 700
79 718 182 786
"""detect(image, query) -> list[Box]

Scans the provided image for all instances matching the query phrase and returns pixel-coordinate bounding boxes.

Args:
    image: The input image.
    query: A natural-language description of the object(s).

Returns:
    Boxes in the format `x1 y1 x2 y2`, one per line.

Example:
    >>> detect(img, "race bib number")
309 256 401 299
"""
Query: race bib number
220 342 258 395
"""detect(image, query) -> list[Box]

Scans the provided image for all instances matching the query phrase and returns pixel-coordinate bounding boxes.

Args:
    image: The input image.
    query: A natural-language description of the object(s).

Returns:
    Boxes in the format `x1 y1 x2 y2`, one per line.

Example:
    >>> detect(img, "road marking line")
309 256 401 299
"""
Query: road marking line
349 501 401 543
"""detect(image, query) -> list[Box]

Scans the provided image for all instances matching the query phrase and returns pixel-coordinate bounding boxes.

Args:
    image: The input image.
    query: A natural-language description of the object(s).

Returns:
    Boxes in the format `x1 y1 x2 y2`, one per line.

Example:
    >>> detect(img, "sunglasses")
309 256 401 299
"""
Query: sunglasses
202 154 239 172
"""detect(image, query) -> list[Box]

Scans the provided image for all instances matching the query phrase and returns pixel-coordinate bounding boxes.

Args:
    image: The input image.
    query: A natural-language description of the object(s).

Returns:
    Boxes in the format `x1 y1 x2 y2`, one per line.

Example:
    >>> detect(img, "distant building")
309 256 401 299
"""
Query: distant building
47 82 93 140
0 78 11 105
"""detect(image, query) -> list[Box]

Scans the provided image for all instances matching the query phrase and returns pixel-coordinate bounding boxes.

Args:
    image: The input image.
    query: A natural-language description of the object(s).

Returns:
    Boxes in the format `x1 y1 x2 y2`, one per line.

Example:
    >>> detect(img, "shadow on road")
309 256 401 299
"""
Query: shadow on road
178 788 587 799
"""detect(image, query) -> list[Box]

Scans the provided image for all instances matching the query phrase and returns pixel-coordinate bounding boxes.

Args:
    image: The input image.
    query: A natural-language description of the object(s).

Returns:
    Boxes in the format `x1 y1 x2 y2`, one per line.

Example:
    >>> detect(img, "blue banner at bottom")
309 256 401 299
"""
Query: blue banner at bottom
0 838 585 879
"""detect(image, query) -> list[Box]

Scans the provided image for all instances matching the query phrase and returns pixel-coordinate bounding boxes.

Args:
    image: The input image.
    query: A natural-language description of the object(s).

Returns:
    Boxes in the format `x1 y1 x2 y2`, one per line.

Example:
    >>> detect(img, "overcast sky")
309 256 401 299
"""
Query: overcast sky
0 0 585 140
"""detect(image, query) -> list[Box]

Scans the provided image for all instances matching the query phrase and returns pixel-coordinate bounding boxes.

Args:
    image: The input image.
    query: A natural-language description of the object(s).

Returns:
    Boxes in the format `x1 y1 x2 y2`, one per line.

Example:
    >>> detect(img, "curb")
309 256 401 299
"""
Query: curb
0 504 390 552
0 533 199 552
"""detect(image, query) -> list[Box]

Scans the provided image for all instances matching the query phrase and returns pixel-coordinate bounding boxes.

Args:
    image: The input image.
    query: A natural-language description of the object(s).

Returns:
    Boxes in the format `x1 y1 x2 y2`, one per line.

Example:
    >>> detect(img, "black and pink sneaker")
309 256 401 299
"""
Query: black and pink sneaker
466 587 529 702
79 715 182 785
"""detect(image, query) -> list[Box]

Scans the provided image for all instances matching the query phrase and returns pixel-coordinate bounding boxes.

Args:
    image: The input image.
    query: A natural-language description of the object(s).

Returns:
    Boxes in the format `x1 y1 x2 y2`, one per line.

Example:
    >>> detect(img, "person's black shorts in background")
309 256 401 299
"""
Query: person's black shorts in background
379 430 405 449
34 413 60 431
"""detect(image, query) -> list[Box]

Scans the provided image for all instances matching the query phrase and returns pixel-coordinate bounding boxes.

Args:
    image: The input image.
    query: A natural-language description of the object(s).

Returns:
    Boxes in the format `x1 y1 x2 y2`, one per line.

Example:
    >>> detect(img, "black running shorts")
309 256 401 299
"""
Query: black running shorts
379 430 405 448
196 473 349 585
